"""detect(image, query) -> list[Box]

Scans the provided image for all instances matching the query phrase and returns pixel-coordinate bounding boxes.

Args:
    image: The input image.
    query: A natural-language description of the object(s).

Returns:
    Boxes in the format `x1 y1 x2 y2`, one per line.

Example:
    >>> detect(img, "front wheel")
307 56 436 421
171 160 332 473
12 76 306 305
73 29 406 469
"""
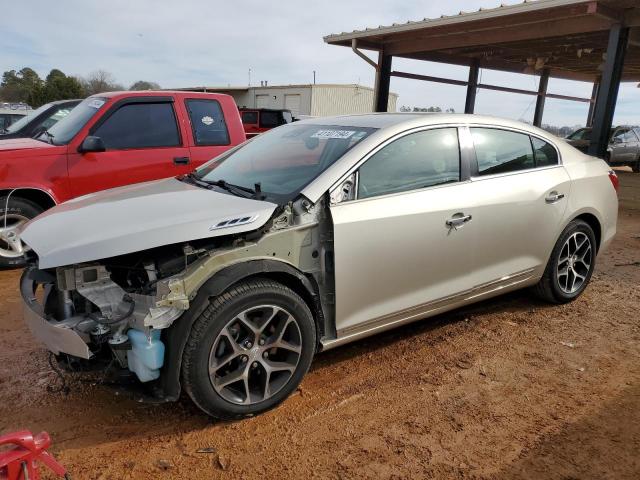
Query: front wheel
0 197 43 269
181 278 316 419
533 219 596 304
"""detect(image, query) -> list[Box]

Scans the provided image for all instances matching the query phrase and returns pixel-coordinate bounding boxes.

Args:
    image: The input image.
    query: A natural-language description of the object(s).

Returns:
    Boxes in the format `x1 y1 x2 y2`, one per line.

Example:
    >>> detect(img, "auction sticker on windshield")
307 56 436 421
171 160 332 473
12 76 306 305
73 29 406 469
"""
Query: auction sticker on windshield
311 129 356 139
88 99 105 109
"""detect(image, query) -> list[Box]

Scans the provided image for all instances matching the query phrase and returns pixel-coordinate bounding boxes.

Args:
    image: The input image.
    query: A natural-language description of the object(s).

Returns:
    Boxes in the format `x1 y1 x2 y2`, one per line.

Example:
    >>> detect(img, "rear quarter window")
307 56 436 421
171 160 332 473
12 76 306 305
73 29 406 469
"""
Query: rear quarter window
186 99 230 146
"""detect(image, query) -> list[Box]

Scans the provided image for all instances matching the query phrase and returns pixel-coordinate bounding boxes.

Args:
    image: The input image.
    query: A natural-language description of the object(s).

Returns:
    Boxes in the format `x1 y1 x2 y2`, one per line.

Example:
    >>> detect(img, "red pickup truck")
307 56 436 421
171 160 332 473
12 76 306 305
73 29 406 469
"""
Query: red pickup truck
0 91 246 267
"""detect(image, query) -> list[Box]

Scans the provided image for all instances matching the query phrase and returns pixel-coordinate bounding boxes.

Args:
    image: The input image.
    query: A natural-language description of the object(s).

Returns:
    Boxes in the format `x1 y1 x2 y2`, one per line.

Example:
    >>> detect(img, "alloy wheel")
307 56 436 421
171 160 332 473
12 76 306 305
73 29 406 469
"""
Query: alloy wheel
208 305 302 405
556 231 593 294
0 213 29 258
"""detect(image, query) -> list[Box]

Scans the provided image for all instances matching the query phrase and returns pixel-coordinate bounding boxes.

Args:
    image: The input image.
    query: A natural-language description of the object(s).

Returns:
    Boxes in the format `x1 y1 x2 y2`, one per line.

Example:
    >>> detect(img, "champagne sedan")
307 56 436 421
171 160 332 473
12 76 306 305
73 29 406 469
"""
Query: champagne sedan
18 114 618 418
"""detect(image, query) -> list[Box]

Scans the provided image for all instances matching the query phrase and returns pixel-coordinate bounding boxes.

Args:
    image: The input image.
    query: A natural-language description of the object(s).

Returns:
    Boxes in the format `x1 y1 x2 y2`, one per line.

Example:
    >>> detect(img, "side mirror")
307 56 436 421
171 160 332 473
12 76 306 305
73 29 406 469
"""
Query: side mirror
78 135 106 153
330 173 357 204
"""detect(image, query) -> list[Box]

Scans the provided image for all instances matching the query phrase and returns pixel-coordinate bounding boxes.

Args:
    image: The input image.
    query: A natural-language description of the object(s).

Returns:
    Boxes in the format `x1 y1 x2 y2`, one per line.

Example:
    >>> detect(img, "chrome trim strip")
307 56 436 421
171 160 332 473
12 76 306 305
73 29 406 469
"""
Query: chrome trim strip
320 268 537 350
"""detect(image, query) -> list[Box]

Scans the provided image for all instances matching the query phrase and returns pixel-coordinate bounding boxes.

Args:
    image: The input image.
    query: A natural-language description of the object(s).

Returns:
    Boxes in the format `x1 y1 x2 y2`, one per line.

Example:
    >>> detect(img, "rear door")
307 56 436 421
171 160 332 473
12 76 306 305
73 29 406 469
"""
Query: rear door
183 98 232 166
463 127 570 283
330 126 478 334
68 97 190 197
610 128 630 163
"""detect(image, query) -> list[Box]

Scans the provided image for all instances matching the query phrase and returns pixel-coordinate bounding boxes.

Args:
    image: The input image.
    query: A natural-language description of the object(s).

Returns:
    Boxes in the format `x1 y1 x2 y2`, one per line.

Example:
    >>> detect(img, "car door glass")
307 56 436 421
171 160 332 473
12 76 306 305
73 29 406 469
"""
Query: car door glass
241 111 258 124
471 128 534 175
186 99 230 146
612 129 627 143
531 137 558 167
357 128 460 199
94 102 180 149
622 130 638 142
259 111 280 128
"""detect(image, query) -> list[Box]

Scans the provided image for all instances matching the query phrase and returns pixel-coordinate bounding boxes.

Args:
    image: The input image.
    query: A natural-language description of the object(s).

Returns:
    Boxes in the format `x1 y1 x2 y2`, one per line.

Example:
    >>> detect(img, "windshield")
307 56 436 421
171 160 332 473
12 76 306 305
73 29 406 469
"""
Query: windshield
41 97 107 145
195 123 377 203
5 103 49 132
568 128 591 141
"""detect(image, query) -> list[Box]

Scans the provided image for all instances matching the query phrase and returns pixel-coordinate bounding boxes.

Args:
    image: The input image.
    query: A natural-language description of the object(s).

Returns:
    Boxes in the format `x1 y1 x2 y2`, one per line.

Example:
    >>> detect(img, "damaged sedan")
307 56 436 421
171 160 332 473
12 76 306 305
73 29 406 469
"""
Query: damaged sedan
18 114 618 419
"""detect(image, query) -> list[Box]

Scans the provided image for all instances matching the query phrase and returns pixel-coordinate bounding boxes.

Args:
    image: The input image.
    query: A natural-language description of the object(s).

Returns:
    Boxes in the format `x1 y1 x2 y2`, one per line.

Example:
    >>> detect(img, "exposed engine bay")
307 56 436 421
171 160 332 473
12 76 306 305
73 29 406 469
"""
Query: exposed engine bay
20 196 334 398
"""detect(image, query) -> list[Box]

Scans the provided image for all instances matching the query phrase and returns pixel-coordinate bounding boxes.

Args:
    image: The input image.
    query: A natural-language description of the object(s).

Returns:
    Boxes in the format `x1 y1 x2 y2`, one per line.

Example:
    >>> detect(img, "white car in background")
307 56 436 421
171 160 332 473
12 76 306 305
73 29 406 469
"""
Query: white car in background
19 114 618 419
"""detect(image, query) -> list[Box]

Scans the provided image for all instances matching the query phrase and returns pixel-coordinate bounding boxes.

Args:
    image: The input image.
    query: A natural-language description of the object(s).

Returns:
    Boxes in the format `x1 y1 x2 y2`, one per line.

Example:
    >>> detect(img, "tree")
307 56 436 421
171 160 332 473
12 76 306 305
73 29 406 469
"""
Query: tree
0 68 44 106
80 70 124 96
129 80 161 91
43 69 84 102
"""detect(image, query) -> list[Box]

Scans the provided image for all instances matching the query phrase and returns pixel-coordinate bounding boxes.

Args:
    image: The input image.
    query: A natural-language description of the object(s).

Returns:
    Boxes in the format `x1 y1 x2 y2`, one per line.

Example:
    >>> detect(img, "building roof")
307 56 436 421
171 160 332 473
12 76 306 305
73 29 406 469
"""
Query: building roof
325 0 640 82
173 83 399 95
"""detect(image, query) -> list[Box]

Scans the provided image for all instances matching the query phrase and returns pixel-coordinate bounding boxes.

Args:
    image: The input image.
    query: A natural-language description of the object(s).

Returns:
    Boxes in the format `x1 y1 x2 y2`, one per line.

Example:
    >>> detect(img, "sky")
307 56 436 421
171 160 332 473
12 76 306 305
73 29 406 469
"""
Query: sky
3 0 639 127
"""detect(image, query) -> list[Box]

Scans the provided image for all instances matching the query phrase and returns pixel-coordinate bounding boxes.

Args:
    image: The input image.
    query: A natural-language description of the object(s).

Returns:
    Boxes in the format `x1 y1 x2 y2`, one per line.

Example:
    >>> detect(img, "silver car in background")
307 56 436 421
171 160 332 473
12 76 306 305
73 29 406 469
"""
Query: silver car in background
18 114 618 419
566 125 640 172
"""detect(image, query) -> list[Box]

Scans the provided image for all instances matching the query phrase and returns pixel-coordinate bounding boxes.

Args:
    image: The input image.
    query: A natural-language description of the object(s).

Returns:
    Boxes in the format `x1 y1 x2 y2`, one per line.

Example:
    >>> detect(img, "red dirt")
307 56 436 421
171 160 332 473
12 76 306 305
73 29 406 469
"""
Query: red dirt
1 172 638 480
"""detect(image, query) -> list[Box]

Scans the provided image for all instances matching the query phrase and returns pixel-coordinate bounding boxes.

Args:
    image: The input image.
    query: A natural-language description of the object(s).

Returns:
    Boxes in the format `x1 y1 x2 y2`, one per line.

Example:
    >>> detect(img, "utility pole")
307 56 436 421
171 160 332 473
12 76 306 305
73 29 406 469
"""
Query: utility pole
313 70 316 84
248 68 251 87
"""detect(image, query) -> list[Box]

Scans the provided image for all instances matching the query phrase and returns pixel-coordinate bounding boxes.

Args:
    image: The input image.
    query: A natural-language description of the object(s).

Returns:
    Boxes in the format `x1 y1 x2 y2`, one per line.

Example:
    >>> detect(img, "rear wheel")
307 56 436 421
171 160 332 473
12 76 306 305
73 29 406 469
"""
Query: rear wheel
0 197 43 269
533 220 596 303
182 278 316 419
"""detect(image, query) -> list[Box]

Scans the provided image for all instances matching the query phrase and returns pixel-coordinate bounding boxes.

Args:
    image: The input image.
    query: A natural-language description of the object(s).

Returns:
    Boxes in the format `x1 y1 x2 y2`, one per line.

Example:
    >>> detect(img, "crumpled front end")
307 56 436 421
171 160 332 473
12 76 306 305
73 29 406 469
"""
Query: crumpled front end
21 261 186 384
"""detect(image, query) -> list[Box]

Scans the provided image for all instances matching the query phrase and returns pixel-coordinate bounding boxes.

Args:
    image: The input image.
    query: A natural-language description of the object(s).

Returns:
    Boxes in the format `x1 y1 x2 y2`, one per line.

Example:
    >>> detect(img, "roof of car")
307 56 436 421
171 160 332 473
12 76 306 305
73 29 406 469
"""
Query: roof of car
299 112 554 136
92 90 233 100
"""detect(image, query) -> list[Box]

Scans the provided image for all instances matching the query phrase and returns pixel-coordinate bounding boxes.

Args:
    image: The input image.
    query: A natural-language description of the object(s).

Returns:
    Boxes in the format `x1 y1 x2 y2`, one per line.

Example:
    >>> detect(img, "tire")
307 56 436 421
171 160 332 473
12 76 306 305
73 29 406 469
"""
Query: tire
182 278 316 419
533 219 596 304
632 157 640 173
0 196 43 269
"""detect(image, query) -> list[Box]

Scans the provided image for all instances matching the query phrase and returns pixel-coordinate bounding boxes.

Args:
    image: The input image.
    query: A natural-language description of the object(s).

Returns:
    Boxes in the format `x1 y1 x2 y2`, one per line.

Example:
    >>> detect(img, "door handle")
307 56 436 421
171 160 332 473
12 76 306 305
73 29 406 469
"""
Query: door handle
446 213 472 229
545 191 565 203
173 156 190 166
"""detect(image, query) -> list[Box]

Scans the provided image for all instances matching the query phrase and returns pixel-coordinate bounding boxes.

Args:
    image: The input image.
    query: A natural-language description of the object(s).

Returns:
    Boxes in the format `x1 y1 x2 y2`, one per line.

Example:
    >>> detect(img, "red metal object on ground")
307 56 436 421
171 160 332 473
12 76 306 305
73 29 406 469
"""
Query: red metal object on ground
0 431 68 480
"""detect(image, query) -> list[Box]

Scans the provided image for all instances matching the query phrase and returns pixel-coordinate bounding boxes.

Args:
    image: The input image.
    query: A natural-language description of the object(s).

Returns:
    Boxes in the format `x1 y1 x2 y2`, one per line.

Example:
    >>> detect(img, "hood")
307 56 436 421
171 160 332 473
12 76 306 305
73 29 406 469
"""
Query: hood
20 177 278 269
0 137 53 152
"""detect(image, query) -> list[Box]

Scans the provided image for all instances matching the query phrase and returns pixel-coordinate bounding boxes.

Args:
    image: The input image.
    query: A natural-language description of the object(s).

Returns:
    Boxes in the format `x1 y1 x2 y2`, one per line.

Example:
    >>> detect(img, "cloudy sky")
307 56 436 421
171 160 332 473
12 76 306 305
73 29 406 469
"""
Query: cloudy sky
3 0 639 127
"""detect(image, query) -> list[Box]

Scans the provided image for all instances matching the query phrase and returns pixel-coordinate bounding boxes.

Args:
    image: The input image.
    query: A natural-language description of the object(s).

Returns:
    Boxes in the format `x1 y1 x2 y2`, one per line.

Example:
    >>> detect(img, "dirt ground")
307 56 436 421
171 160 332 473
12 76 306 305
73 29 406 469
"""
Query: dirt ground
1 172 638 480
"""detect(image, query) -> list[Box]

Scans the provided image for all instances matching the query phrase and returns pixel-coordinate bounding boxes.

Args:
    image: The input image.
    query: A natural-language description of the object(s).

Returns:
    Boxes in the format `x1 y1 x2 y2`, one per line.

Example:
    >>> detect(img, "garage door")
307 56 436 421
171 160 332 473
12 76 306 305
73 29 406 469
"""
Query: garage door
284 94 301 117
256 95 270 109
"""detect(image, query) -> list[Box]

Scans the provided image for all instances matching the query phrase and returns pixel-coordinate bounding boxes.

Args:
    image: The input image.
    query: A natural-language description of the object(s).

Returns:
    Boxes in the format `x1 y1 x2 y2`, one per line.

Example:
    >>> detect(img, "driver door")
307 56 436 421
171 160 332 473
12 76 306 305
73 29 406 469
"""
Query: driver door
330 127 478 335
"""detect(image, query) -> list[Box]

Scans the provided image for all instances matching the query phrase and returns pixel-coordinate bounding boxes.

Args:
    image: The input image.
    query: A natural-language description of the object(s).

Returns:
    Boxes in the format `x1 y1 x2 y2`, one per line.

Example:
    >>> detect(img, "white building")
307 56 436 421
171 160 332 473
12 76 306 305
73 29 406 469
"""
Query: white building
180 84 398 117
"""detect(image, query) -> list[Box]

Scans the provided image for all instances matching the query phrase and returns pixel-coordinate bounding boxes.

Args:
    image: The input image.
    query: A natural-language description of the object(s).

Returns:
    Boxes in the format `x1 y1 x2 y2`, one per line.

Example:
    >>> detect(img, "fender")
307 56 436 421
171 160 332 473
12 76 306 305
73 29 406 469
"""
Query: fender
159 259 322 401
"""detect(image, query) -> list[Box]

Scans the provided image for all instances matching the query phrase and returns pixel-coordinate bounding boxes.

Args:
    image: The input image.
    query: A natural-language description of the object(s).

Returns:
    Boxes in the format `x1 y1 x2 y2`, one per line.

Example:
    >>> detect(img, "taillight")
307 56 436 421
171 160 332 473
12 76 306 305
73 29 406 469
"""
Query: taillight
608 170 619 193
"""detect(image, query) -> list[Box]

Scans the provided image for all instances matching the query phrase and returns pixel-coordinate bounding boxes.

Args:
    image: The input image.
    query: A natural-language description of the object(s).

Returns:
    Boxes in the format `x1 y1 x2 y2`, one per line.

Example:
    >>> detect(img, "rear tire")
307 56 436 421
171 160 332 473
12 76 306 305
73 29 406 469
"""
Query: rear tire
181 278 316 419
533 219 596 304
0 197 43 269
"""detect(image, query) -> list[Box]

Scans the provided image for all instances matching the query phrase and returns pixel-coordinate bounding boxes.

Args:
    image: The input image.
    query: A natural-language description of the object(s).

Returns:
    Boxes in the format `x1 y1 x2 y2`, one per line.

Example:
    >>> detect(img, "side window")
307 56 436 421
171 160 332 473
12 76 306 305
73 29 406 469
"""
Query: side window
612 129 627 143
259 111 280 128
186 99 230 146
471 128 534 176
358 128 460 200
623 129 638 142
94 102 180 149
532 137 559 167
241 111 258 124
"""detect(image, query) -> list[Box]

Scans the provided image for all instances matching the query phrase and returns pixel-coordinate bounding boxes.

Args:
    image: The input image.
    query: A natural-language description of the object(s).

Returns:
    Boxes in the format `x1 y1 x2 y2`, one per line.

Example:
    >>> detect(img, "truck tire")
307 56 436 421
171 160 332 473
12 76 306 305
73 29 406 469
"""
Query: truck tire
0 197 43 269
182 278 316 419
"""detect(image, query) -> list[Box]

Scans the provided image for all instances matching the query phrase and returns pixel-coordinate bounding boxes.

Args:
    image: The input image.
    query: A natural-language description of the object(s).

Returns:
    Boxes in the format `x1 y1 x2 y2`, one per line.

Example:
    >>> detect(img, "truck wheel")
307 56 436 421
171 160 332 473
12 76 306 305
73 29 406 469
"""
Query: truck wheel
533 219 596 304
0 197 43 269
182 278 316 419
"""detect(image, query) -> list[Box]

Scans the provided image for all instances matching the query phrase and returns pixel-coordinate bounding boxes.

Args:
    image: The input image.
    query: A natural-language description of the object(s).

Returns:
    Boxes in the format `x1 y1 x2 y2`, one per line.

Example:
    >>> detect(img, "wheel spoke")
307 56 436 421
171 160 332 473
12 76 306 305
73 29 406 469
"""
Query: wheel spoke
215 365 248 389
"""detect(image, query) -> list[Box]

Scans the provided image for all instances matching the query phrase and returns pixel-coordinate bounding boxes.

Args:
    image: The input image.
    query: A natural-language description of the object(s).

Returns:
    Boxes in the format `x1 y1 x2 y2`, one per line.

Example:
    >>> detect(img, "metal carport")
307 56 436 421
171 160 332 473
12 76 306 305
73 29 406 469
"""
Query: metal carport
324 0 640 158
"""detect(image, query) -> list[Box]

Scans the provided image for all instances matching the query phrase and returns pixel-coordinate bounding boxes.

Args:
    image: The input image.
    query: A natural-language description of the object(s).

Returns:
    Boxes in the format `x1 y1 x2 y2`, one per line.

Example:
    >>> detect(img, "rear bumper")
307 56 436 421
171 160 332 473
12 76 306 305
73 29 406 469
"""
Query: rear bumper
21 269 91 359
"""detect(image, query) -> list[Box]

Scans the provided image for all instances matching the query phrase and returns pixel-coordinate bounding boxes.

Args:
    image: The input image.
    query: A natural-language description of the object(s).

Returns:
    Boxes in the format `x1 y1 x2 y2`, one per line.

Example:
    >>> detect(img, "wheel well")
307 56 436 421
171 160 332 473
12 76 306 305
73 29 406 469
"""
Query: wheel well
575 213 602 252
233 271 326 340
0 189 56 211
